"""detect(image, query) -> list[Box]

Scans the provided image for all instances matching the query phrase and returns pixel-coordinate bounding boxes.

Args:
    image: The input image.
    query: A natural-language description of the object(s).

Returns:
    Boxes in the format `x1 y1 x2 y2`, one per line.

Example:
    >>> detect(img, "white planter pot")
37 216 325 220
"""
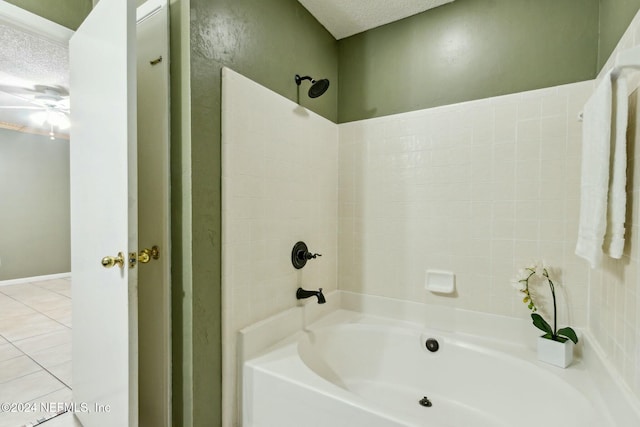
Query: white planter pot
537 336 573 368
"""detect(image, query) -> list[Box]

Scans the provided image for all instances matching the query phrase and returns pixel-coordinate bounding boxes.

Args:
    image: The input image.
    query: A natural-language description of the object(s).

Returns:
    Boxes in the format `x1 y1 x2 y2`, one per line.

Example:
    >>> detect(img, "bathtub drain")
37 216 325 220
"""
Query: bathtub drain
425 338 439 352
418 396 432 407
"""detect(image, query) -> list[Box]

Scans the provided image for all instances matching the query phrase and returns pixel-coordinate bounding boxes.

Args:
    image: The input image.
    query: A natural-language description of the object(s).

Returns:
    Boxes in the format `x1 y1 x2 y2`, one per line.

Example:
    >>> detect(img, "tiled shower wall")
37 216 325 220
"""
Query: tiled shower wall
586 10 640 399
338 81 593 329
221 68 338 425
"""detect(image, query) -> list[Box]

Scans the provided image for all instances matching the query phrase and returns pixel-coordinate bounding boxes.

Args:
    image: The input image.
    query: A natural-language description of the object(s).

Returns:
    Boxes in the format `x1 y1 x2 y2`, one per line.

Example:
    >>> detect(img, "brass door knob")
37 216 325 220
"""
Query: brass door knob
101 252 125 269
138 249 150 264
138 246 160 264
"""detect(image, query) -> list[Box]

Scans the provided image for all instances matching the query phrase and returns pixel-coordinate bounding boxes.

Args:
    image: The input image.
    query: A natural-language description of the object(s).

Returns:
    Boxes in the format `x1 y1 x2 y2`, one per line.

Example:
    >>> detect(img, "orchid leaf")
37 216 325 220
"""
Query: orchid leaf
557 327 578 344
531 313 553 335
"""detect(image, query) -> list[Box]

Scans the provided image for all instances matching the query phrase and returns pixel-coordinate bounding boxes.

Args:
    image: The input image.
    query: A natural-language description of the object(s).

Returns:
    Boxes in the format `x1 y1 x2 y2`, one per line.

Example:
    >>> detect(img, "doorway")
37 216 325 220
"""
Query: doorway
0 6 74 426
0 1 171 426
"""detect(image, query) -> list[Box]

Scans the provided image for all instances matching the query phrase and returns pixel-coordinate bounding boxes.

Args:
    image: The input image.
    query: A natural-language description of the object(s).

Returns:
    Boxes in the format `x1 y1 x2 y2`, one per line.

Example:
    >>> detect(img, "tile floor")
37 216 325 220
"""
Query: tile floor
0 278 76 427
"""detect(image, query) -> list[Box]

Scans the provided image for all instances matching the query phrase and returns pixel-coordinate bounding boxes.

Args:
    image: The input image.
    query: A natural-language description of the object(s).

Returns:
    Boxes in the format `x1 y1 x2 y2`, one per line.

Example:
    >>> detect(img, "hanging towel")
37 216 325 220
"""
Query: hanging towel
575 72 613 268
604 75 629 258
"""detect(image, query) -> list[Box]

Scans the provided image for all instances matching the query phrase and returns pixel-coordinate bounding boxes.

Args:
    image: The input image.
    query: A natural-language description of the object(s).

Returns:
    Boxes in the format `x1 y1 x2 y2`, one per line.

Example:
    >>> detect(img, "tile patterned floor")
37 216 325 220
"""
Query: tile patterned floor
0 278 74 427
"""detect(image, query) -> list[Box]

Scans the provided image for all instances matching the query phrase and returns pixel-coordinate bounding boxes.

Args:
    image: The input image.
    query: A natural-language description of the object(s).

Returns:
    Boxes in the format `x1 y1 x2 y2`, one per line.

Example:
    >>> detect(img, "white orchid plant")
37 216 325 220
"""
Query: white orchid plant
512 262 578 344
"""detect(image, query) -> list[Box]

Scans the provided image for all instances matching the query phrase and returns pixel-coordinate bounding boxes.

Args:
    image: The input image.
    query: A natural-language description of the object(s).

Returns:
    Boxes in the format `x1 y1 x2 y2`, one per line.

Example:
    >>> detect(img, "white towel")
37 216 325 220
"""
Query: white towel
604 75 629 258
575 72 613 268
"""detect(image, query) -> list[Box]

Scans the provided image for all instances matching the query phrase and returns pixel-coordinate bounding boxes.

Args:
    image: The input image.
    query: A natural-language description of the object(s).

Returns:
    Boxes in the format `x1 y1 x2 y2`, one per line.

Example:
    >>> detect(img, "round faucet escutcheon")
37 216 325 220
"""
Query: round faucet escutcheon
291 241 322 269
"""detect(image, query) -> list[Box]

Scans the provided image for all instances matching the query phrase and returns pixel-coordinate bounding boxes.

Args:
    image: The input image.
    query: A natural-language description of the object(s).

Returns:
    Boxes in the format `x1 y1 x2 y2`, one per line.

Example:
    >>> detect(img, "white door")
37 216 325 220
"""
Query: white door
69 0 138 425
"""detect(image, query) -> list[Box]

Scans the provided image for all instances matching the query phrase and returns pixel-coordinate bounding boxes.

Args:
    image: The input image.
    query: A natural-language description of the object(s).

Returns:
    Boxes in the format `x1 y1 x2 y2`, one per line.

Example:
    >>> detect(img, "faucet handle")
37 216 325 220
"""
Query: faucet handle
292 241 322 269
305 252 322 260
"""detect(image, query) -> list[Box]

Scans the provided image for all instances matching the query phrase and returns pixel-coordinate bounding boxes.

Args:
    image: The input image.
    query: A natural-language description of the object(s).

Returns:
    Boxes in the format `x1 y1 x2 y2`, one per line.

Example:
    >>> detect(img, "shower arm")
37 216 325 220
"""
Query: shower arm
295 74 314 85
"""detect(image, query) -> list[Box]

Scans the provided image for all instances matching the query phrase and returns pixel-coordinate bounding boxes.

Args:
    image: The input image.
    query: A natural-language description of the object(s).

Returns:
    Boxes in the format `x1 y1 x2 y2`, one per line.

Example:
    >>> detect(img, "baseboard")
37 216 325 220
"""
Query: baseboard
0 272 71 286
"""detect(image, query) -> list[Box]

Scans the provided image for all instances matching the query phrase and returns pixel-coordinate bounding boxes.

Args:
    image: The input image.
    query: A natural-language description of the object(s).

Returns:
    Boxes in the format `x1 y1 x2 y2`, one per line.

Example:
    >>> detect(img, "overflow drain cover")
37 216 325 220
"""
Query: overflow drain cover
419 396 432 407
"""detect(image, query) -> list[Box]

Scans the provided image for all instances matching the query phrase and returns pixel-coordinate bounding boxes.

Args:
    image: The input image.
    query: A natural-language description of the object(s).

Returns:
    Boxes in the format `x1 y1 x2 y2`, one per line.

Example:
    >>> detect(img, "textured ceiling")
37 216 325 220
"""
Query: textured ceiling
297 0 455 39
0 23 69 137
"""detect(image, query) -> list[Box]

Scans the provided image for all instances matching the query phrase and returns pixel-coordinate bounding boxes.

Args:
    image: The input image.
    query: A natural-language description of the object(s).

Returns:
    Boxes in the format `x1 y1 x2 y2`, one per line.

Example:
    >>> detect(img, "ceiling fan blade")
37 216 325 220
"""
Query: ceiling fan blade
0 84 39 97
35 84 69 97
0 90 37 106
0 106 43 110
0 84 69 106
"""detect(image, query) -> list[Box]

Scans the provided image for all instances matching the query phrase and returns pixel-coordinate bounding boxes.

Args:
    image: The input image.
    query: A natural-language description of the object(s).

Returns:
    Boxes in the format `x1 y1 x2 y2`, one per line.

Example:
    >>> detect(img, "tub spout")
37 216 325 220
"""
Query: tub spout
296 287 326 304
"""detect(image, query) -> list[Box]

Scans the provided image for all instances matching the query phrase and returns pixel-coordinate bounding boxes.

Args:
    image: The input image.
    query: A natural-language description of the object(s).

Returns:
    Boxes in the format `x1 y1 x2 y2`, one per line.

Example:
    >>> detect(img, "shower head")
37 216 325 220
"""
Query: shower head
295 74 330 98
308 78 330 98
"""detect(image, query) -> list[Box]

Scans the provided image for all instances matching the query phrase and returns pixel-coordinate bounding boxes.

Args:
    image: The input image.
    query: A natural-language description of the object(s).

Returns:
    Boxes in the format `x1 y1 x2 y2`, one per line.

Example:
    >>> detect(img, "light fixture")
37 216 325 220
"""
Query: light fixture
30 109 70 140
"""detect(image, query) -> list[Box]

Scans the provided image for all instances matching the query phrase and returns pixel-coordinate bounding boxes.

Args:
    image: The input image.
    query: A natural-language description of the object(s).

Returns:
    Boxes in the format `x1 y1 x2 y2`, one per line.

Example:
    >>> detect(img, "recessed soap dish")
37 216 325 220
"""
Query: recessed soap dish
425 270 455 294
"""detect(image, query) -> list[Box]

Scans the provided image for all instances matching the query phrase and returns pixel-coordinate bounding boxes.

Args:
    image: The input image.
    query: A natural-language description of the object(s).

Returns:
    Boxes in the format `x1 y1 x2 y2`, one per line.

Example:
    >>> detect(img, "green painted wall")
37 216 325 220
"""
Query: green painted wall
168 1 193 426
185 0 337 425
598 0 640 69
4 0 91 30
337 0 599 122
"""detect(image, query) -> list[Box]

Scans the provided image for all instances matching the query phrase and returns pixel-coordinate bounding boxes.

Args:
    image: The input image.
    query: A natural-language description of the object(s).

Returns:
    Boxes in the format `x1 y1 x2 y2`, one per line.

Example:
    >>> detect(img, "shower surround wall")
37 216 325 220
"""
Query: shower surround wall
224 14 640 425
586 10 640 399
338 81 593 329
221 68 338 426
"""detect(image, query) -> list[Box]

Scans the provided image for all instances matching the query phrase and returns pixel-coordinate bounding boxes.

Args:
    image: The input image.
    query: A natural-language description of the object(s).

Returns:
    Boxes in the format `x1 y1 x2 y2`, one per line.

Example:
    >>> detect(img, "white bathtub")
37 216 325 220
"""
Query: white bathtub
242 308 640 427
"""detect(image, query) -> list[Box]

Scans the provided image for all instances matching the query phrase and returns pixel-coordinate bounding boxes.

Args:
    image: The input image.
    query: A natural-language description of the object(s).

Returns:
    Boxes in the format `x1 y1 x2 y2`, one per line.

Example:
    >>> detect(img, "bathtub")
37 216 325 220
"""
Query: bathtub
242 306 640 427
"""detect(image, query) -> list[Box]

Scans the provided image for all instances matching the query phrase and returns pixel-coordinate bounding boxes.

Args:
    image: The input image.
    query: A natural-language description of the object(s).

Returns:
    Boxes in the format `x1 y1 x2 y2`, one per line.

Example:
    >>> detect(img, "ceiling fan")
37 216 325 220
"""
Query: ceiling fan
0 84 70 139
